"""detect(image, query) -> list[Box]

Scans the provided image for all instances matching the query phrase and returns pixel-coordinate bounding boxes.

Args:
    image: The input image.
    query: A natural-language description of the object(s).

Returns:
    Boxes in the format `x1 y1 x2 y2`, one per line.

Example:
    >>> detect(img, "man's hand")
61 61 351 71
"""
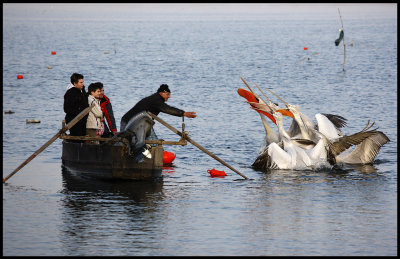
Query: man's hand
184 112 197 118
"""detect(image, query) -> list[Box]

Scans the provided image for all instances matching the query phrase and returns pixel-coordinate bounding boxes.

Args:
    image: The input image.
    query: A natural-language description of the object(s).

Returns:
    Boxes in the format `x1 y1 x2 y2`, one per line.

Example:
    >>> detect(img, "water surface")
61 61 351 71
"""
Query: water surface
3 4 397 256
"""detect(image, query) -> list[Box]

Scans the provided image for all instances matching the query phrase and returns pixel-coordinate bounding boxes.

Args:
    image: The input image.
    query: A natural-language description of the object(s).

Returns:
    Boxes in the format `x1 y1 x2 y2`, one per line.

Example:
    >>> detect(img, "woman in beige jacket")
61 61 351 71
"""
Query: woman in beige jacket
86 82 104 142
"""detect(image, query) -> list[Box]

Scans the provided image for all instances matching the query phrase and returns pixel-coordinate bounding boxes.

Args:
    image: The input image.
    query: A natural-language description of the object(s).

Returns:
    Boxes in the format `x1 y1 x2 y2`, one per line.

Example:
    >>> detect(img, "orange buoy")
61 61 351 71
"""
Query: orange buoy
207 168 227 177
17 75 23 79
304 47 308 50
51 51 56 55
163 151 176 164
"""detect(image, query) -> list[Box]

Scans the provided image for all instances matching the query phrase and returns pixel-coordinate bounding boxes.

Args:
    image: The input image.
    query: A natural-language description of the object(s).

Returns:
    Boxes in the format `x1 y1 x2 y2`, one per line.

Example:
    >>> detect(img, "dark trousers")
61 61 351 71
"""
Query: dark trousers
68 120 87 136
66 117 88 143
121 112 154 153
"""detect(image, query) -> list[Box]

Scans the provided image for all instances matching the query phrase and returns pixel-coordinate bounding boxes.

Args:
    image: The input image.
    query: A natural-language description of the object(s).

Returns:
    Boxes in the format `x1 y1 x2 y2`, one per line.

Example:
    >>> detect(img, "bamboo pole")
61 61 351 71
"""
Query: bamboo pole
3 103 95 183
148 112 249 180
338 8 346 71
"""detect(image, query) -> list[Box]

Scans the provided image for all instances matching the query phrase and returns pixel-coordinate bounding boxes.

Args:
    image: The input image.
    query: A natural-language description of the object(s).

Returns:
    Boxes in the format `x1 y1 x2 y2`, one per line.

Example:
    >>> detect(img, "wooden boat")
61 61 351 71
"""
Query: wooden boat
60 113 187 181
61 139 165 180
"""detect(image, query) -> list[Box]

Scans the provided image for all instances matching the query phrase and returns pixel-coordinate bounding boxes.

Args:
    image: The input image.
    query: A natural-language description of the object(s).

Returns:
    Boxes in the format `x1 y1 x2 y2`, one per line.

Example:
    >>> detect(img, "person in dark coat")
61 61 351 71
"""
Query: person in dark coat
120 84 196 160
120 84 196 130
63 73 89 137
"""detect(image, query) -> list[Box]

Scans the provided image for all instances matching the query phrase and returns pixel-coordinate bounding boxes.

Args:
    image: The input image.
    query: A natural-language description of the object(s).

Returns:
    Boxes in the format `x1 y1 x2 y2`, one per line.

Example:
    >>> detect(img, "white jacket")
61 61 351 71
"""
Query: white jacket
86 95 103 129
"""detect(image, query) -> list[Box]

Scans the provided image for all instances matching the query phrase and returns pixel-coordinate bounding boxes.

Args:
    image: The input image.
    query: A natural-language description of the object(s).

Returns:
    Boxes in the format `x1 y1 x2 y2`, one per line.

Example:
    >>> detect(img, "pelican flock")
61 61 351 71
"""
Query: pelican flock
238 77 390 171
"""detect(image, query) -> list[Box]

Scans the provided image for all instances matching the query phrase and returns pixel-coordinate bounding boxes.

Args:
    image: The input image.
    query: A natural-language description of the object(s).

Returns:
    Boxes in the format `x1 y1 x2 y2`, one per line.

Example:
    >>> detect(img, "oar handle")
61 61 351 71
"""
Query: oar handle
148 112 249 180
3 103 95 183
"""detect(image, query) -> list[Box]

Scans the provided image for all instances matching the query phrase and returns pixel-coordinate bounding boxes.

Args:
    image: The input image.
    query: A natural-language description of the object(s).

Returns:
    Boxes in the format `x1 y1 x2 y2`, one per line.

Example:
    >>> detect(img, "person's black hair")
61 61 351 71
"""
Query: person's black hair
70 73 84 84
88 82 104 94
157 84 171 93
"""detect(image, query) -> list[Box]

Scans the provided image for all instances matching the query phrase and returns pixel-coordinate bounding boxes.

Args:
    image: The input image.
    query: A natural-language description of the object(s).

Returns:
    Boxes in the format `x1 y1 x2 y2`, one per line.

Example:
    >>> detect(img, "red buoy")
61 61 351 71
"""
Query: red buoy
304 47 308 50
207 168 227 177
51 51 56 55
163 151 176 164
17 75 23 79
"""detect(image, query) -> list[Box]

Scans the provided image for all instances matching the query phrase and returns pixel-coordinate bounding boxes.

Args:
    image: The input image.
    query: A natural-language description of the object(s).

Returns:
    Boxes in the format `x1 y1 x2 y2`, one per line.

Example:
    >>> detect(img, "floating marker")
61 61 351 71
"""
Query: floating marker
163 151 176 164
26 119 40 123
207 168 227 177
17 75 23 79
51 51 56 55
304 47 308 50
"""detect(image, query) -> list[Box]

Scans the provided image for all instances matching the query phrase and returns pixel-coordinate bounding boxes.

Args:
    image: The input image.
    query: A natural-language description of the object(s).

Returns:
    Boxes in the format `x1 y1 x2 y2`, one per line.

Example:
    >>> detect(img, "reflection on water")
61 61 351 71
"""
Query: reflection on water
59 167 165 256
61 167 164 200
162 164 176 175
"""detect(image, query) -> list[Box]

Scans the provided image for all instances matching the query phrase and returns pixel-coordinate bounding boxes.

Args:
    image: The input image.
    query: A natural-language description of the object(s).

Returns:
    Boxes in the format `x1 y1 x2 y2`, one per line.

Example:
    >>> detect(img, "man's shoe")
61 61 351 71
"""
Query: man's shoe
142 148 152 159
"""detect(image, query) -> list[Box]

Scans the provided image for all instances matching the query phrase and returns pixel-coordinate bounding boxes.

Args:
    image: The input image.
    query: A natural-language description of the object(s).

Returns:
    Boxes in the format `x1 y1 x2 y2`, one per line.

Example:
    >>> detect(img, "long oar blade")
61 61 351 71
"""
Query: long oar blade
3 103 95 183
148 112 249 180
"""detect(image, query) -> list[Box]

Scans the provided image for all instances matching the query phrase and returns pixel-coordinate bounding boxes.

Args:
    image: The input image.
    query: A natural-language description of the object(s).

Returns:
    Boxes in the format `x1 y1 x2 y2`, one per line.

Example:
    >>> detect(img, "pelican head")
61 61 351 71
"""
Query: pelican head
276 108 295 119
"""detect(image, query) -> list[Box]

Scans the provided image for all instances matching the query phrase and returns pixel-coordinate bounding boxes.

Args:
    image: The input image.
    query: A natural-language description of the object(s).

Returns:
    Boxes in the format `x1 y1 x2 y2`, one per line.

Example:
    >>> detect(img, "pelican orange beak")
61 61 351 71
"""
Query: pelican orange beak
238 88 277 124
253 108 277 124
237 88 258 103
276 109 295 118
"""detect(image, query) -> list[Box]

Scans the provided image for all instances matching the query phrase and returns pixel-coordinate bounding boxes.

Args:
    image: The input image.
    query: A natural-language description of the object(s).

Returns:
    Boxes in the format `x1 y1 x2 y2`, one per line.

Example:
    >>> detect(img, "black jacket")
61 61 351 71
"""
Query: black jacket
121 92 184 124
63 87 89 123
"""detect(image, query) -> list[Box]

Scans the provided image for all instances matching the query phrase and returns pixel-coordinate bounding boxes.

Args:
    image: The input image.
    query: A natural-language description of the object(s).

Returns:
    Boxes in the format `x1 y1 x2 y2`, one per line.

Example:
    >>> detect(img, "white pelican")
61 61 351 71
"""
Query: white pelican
253 112 386 170
238 81 390 169
237 88 280 153
266 111 316 170
248 96 389 170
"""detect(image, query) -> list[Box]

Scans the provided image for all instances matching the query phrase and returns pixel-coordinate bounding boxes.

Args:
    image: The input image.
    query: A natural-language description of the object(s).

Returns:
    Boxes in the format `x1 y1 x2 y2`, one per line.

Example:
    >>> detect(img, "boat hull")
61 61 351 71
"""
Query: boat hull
61 140 164 180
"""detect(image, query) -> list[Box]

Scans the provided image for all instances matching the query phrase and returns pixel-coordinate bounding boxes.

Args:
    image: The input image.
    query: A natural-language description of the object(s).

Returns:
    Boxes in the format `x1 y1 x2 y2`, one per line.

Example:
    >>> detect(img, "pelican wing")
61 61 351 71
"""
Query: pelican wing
321 113 347 128
252 148 272 170
330 129 380 157
252 142 285 170
292 138 316 149
337 131 390 164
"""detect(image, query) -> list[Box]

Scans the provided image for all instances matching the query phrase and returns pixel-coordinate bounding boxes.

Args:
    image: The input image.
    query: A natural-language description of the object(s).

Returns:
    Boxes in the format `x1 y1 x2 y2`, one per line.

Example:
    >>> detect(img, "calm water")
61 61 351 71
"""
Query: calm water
3 4 397 256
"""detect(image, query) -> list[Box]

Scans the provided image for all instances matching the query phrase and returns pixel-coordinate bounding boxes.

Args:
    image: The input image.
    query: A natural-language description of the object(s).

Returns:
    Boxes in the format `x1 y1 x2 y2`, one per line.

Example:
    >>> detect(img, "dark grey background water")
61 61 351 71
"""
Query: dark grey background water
3 4 397 256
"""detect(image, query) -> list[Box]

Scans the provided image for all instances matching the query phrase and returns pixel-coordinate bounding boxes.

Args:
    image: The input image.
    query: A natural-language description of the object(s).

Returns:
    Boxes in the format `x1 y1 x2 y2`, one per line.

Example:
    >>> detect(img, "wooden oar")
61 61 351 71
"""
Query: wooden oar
148 112 249 180
3 103 95 183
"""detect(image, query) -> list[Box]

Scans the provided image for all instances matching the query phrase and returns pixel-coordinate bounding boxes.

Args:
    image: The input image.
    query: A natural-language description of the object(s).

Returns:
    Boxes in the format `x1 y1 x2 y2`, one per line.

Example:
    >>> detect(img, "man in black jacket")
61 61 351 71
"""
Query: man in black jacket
63 73 89 137
120 84 196 160
120 84 196 130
